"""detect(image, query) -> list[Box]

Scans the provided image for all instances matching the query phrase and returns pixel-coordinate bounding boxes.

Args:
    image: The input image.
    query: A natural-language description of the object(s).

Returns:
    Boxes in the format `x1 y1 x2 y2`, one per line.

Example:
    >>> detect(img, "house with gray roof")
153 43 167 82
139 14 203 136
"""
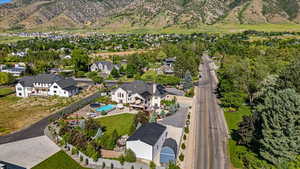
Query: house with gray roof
15 74 78 97
126 123 167 161
111 80 166 110
90 61 119 75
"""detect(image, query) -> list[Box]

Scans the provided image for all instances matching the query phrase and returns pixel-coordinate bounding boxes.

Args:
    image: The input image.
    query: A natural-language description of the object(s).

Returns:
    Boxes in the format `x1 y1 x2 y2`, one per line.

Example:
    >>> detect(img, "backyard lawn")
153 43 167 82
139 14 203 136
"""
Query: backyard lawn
96 113 136 136
32 151 89 169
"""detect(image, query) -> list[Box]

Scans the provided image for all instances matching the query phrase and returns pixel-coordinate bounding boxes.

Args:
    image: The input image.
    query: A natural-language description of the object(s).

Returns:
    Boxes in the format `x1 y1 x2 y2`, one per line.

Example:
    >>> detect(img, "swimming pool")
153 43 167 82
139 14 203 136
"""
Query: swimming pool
96 104 116 112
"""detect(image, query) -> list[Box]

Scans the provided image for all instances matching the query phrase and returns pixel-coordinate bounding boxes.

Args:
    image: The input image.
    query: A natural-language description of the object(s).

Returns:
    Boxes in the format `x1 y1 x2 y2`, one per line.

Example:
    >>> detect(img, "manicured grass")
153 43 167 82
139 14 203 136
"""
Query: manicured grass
0 87 14 96
96 113 136 136
224 105 251 131
32 151 89 169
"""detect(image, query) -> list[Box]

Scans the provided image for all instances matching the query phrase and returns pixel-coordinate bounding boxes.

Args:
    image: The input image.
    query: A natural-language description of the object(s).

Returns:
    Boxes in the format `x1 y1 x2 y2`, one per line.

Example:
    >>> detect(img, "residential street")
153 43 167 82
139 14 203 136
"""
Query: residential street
194 53 229 169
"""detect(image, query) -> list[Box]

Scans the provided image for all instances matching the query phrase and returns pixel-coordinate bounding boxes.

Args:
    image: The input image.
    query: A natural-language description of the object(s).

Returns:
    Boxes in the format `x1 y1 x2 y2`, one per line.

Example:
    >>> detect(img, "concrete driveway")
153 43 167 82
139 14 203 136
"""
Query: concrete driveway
0 136 60 169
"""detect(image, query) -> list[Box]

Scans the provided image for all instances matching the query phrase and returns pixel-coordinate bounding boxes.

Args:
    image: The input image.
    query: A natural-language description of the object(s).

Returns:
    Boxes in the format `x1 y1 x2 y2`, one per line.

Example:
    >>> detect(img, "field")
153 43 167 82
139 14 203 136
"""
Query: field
0 87 99 136
0 87 14 96
96 113 136 136
0 36 32 44
32 151 89 169
2 24 300 35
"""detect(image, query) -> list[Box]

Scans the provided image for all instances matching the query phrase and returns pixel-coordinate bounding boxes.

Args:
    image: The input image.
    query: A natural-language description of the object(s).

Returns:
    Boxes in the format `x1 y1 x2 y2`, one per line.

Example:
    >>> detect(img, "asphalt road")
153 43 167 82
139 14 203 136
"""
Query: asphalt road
195 53 229 169
0 112 60 145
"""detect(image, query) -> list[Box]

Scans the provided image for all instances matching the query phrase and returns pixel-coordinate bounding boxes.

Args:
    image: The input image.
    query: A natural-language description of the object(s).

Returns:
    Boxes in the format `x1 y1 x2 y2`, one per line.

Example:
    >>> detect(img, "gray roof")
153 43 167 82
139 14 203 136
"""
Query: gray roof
119 80 165 97
93 61 119 71
162 138 178 156
19 74 76 90
127 123 167 146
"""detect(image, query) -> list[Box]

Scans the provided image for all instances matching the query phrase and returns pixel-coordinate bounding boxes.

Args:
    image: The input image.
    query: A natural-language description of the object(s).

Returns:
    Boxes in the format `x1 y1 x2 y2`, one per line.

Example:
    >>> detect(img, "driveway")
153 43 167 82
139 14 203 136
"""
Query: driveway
158 104 189 128
0 136 60 169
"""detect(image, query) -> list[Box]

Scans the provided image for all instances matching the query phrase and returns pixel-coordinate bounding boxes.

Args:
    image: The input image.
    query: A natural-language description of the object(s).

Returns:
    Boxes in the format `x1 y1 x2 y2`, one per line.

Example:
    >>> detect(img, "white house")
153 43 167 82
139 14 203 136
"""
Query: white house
111 80 166 110
16 74 78 98
90 61 120 74
0 63 26 77
126 123 167 161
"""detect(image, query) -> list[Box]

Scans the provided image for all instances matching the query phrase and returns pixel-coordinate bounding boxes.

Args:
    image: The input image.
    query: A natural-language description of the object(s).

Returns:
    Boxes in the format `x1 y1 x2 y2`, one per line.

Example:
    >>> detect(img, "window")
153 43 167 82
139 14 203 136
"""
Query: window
54 91 57 93
53 86 58 89
17 88 22 91
18 93 22 96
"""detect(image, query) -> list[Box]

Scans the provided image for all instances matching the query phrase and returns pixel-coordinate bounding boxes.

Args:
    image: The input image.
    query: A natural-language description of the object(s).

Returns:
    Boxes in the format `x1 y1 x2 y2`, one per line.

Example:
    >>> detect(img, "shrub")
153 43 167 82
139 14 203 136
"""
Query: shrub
101 111 108 115
184 127 189 134
179 153 184 161
183 134 187 140
119 155 125 165
80 156 83 161
149 161 156 169
124 149 137 162
181 143 186 150
71 148 78 155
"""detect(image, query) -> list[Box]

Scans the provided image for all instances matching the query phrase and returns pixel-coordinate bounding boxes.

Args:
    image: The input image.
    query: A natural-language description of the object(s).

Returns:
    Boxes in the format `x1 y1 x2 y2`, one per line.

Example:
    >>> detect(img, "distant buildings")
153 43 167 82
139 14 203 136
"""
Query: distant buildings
126 123 167 161
0 63 26 77
16 74 78 97
162 58 176 74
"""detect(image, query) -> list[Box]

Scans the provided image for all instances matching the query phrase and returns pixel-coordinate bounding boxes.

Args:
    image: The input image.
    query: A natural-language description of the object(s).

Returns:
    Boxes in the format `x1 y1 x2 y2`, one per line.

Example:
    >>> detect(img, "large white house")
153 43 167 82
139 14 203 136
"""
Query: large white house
111 80 166 110
126 123 167 161
90 61 120 74
16 74 78 98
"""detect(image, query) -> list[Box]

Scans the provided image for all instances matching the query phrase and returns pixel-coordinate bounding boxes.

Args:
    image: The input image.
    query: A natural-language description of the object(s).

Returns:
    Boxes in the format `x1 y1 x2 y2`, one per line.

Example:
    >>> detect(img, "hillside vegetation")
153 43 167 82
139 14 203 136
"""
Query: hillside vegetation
1 0 300 30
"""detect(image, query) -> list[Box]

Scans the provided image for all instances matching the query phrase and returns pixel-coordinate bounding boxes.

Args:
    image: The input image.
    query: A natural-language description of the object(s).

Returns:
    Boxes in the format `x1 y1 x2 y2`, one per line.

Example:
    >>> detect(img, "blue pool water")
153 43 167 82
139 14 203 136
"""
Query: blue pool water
96 104 116 112
0 0 12 5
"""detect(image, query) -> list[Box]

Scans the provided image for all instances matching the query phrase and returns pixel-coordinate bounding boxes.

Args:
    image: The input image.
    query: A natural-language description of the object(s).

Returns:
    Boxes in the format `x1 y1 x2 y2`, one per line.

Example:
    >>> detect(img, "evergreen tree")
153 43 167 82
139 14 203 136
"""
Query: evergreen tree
182 71 193 91
256 89 300 165
111 67 120 78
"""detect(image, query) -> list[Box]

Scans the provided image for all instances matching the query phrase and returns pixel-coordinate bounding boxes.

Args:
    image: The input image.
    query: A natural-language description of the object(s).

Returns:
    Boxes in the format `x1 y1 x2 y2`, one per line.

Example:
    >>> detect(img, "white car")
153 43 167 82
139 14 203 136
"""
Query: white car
87 112 97 118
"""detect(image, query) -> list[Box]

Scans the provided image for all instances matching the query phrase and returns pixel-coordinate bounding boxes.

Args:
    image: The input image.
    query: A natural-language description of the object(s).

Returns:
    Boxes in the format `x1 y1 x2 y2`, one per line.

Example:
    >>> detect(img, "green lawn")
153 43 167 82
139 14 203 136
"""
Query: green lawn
96 113 136 136
32 151 89 169
224 105 251 131
0 88 14 96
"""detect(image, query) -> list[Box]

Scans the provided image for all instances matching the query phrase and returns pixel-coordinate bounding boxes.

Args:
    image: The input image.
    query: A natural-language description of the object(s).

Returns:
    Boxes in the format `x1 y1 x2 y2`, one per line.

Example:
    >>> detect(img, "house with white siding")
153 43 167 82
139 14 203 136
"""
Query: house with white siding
90 61 120 75
111 80 166 110
126 123 167 161
16 74 78 98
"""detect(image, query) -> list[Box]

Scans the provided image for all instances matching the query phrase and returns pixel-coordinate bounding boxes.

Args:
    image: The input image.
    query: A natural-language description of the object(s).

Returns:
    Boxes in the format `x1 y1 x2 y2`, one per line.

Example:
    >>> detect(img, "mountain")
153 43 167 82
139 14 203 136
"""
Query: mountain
0 0 299 30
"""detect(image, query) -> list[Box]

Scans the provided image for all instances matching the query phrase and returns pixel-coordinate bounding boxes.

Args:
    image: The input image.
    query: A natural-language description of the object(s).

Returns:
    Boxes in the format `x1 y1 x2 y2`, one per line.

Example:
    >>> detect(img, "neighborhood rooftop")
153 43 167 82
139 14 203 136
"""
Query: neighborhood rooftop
119 80 165 96
19 74 76 89
127 123 167 146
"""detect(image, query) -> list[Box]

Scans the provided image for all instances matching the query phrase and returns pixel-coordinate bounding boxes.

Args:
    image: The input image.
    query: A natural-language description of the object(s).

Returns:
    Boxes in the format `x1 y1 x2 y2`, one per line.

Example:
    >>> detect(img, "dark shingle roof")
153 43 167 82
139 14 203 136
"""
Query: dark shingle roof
119 80 165 97
127 123 166 146
19 74 76 89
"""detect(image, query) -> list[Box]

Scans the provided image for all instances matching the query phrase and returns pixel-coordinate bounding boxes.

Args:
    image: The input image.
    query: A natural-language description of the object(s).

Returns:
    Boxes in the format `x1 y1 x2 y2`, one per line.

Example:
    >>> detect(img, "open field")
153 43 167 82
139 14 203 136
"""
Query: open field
2 24 300 34
32 150 89 169
0 87 14 96
96 113 136 136
0 87 100 136
0 36 32 44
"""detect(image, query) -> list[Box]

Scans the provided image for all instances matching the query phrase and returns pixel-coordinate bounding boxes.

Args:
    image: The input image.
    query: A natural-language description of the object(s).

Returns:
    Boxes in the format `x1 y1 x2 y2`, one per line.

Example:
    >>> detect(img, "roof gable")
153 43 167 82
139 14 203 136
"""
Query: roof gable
127 123 166 146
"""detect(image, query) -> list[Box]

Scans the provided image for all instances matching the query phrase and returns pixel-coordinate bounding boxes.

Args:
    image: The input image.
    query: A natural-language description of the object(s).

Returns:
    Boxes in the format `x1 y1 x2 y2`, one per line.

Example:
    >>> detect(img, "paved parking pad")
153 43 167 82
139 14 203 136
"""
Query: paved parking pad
0 136 60 169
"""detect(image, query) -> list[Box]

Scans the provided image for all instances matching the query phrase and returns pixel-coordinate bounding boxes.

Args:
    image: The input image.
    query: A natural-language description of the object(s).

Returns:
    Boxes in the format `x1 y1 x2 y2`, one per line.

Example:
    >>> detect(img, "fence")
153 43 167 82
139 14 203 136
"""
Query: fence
64 143 165 169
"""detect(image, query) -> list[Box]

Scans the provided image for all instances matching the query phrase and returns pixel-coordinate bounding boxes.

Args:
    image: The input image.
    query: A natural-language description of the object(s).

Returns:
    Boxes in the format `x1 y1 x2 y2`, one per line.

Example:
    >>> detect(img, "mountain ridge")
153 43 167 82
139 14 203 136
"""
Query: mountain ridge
0 0 299 30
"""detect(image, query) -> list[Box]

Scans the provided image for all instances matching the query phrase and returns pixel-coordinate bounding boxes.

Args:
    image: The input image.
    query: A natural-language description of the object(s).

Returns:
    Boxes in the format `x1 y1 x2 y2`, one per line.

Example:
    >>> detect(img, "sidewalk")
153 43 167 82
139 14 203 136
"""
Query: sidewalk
182 87 198 169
